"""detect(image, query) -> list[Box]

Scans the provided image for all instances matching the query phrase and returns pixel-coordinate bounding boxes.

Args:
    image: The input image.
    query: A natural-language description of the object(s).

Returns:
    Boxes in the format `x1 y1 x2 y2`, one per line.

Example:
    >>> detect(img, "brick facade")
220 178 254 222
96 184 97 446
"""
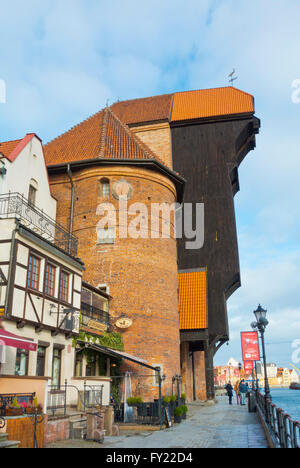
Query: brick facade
49 165 181 398
131 123 173 170
44 415 69 446
181 342 207 402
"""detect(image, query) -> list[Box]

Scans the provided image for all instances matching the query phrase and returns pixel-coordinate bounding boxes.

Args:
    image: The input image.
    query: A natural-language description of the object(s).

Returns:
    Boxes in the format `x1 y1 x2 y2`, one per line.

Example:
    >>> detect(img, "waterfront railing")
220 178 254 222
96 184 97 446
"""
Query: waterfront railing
255 390 300 448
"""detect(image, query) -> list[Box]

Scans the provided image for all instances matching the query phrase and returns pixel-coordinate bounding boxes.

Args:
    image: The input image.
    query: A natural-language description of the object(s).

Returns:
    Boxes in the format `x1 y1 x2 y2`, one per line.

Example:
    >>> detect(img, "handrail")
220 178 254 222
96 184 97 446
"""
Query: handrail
255 390 300 448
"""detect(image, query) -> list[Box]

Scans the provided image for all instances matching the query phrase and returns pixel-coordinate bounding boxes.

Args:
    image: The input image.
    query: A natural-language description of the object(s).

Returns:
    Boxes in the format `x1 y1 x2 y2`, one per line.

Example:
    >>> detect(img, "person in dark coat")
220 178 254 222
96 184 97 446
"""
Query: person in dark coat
239 380 248 405
225 382 234 405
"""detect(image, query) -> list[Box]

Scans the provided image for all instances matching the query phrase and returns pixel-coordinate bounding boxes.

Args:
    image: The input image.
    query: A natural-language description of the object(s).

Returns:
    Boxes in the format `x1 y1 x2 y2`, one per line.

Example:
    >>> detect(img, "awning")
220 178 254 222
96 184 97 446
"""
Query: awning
0 329 37 351
79 341 157 371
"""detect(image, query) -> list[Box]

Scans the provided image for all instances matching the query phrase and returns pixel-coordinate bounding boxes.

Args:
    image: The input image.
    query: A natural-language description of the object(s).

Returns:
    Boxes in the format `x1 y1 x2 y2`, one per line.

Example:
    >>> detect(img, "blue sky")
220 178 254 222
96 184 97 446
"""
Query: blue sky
1 0 300 369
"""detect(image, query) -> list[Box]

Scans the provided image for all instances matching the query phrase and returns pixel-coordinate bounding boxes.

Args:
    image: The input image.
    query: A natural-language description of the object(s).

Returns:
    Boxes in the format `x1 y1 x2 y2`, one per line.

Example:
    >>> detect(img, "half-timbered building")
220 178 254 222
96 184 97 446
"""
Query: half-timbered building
0 134 84 387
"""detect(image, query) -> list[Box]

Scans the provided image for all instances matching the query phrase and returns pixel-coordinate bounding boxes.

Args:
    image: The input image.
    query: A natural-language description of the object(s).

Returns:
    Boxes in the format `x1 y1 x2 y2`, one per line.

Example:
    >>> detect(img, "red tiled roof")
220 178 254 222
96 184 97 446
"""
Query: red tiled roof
44 86 255 166
111 94 173 125
111 87 254 125
0 134 36 162
0 139 22 158
179 270 208 330
45 107 165 166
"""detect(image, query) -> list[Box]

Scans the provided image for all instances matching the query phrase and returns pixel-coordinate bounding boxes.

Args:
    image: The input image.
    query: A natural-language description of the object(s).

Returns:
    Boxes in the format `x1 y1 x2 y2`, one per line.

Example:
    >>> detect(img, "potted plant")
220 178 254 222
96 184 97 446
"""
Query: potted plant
174 406 182 423
6 398 24 416
181 393 187 402
163 396 171 406
181 405 188 420
37 404 43 414
25 403 36 415
127 397 143 406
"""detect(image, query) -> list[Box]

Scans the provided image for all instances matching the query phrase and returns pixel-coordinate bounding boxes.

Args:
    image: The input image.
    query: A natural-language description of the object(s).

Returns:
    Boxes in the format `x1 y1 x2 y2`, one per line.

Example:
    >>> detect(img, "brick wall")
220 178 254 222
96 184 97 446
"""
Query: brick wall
181 342 207 402
132 123 173 169
6 415 45 448
44 415 70 446
49 165 180 398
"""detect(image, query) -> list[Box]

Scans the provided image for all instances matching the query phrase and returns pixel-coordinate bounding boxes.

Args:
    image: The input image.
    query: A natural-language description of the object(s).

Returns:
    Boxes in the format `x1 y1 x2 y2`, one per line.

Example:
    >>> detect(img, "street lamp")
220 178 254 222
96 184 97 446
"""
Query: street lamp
251 304 271 420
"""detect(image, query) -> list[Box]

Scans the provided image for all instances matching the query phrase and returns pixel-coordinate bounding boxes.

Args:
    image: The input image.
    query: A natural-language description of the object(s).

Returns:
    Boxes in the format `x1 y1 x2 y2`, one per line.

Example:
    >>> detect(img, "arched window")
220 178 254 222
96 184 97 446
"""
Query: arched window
100 178 110 198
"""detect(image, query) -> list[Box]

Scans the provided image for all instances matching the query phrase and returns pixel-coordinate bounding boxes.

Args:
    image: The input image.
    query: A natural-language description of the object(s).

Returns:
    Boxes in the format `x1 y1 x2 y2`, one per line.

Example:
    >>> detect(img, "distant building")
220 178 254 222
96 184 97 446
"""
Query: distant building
227 357 239 368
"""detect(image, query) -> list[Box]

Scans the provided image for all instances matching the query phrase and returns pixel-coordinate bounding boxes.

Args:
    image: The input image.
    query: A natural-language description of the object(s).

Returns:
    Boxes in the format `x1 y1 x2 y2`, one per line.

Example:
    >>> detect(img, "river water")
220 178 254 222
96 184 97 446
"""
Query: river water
269 388 300 422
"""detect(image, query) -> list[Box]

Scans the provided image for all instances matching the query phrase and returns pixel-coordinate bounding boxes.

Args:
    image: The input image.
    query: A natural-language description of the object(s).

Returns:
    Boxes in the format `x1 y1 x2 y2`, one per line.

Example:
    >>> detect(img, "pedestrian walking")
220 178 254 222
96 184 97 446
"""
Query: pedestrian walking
225 382 234 405
234 380 240 405
239 380 248 406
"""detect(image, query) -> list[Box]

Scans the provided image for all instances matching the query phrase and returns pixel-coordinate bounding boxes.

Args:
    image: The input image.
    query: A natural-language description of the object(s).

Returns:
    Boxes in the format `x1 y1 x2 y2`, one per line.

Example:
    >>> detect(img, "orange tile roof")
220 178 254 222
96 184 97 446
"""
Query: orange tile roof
111 87 254 125
0 139 22 158
45 107 164 166
171 87 254 122
111 94 173 125
179 270 208 330
44 86 255 166
0 134 37 162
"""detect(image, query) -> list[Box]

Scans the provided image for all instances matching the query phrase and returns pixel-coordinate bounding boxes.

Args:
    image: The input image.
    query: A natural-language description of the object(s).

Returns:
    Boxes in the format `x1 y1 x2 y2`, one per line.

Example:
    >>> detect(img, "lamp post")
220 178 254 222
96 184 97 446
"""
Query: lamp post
251 304 271 421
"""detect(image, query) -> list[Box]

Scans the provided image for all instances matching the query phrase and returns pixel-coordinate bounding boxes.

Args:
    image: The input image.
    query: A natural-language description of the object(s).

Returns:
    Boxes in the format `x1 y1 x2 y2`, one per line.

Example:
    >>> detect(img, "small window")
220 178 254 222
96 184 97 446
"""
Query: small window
97 227 115 244
75 353 83 377
15 349 29 376
36 346 46 377
28 184 37 207
86 351 96 377
44 263 56 297
59 271 70 303
27 254 41 290
52 348 61 388
100 179 110 198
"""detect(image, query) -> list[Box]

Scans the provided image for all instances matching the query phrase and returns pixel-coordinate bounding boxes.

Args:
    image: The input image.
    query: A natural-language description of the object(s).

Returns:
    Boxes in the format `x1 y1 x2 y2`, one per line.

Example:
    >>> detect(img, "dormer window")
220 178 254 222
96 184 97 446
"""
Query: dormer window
100 179 110 198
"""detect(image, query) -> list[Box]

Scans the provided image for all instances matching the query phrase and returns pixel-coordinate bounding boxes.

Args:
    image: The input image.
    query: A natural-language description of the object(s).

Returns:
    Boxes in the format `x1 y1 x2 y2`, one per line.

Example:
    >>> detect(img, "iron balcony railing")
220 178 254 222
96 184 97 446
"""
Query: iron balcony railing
255 390 300 448
81 302 110 328
0 193 78 257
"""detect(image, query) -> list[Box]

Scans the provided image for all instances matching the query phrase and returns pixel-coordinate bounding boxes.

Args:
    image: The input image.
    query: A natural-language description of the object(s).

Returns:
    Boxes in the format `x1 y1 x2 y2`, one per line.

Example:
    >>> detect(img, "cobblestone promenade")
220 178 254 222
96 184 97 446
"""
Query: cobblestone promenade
47 396 268 449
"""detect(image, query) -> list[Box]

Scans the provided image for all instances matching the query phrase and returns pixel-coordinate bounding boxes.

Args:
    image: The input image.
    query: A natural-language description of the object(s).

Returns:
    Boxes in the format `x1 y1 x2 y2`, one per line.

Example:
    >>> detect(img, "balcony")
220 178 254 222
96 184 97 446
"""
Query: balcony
0 192 78 257
81 302 110 332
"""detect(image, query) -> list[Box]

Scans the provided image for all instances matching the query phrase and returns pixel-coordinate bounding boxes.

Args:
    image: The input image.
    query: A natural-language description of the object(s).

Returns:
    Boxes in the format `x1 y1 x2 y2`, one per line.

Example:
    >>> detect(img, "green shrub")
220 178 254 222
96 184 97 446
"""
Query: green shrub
163 396 171 404
181 405 188 414
127 397 143 405
181 393 187 400
170 395 177 402
174 406 183 418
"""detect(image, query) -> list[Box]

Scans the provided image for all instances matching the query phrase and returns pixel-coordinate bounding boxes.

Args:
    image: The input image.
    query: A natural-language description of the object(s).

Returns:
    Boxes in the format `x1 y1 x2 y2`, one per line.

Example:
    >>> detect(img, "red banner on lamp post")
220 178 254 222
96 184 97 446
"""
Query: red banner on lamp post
241 331 260 361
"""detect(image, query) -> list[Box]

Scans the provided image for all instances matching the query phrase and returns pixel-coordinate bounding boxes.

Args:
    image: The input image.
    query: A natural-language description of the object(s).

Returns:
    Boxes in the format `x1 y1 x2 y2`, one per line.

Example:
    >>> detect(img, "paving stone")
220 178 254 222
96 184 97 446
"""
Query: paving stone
47 396 268 449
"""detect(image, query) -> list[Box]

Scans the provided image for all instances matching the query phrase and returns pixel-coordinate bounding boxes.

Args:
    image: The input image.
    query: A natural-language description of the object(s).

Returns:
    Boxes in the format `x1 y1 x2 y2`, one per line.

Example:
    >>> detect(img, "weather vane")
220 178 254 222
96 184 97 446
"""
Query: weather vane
228 69 238 86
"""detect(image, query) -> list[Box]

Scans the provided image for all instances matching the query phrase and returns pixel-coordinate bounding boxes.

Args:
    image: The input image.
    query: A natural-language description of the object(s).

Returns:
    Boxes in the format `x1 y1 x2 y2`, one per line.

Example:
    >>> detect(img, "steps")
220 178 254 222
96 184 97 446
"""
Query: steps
69 413 87 440
0 433 20 448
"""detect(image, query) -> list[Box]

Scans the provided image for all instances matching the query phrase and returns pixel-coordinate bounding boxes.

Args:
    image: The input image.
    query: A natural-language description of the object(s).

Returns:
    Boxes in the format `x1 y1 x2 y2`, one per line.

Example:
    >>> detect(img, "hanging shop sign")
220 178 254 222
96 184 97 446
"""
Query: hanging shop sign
115 316 133 329
87 320 107 332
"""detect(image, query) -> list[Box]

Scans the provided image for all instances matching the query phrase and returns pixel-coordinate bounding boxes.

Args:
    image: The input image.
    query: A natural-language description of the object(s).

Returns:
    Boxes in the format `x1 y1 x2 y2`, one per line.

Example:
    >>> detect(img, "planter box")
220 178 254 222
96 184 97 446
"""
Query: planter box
6 408 24 416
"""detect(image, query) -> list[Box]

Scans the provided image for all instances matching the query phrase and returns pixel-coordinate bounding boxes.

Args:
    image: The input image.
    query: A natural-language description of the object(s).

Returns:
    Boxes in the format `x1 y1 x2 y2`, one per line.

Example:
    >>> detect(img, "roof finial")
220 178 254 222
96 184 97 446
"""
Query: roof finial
228 69 238 86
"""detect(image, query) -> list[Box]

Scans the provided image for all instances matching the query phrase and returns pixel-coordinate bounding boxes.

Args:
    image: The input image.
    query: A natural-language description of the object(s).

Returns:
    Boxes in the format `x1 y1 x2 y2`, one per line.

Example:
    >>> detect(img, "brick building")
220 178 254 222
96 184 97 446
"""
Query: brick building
44 86 260 401
45 107 185 398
